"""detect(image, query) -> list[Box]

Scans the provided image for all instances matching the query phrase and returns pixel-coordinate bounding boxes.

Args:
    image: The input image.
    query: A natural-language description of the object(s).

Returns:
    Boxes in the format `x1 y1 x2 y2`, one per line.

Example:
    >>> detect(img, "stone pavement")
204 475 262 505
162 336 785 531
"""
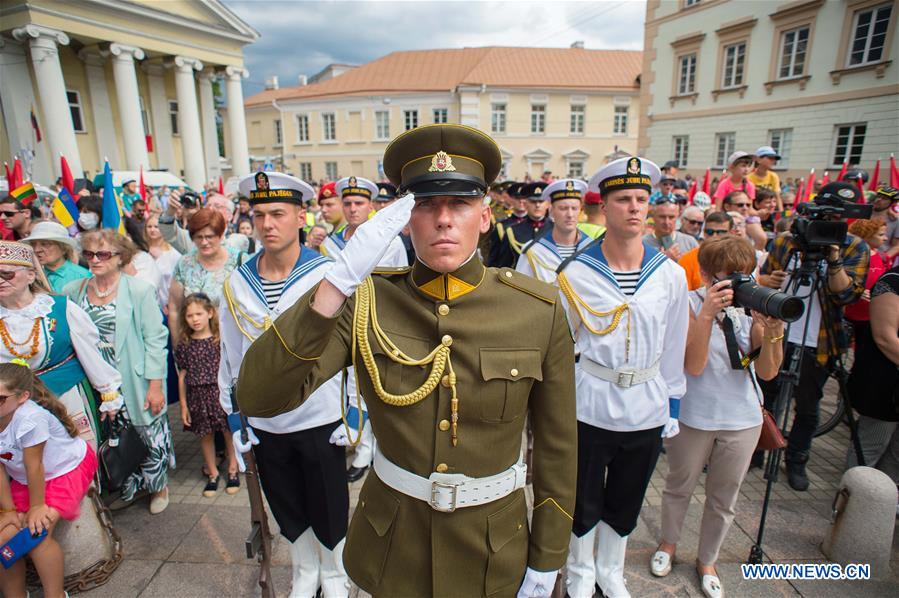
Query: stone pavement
73 387 899 598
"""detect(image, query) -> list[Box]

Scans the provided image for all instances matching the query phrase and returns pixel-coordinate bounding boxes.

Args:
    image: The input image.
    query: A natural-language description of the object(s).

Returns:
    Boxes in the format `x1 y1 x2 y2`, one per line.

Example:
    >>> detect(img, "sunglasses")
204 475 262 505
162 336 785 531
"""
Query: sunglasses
0 392 18 404
728 203 752 209
82 250 119 262
683 218 704 226
704 228 729 236
0 211 21 218
0 268 28 281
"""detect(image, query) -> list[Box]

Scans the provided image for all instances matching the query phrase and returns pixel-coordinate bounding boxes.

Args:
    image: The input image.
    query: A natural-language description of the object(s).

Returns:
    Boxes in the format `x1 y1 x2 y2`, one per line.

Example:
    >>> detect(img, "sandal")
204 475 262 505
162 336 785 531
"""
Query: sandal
225 473 240 495
203 475 220 498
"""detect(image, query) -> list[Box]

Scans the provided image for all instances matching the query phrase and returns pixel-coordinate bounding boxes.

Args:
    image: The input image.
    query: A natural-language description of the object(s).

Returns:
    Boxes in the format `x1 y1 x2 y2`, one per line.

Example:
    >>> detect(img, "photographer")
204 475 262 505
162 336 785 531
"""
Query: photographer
159 189 204 254
757 182 870 491
652 235 784 598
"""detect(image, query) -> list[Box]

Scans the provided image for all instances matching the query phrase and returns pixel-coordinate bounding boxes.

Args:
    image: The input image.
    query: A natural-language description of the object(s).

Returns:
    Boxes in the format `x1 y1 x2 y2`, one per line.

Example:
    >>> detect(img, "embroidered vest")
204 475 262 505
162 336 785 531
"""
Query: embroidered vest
37 296 87 396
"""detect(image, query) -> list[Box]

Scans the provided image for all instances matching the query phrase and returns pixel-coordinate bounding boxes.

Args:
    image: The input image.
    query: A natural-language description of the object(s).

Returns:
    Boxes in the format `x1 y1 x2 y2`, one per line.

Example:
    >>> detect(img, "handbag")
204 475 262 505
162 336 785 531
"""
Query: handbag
98 412 149 491
757 405 787 451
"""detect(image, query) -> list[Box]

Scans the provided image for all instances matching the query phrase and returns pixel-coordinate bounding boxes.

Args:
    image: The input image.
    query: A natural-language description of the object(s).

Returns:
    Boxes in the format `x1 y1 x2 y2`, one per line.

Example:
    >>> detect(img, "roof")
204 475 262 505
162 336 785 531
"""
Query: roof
245 46 641 107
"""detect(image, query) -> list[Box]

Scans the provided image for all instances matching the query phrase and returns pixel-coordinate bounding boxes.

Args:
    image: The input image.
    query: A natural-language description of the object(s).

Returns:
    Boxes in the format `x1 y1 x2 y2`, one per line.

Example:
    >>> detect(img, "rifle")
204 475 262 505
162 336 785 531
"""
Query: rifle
230 388 275 598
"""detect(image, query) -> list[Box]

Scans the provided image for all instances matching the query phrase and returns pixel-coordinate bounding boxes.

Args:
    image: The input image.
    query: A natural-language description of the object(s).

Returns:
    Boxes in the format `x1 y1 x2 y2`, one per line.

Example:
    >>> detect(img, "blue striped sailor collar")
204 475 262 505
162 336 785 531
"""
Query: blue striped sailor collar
236 246 331 308
574 238 667 294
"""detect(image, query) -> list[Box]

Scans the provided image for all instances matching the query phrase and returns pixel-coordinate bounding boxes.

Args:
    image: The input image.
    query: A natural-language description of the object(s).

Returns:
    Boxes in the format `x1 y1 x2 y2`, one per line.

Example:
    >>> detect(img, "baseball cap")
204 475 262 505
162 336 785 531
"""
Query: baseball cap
727 151 753 167
754 146 781 160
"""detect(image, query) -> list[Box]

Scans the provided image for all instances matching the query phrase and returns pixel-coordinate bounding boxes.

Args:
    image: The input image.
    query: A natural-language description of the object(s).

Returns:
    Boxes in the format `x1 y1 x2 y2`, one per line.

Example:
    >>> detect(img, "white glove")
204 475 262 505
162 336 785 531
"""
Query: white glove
232 428 260 473
662 417 680 439
98 395 124 413
329 424 351 447
516 568 558 598
323 193 414 296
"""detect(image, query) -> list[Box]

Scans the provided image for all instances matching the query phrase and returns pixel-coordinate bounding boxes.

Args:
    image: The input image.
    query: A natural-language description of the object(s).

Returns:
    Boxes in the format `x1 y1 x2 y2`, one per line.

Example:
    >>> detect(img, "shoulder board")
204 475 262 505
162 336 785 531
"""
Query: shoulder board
496 268 556 305
372 266 411 276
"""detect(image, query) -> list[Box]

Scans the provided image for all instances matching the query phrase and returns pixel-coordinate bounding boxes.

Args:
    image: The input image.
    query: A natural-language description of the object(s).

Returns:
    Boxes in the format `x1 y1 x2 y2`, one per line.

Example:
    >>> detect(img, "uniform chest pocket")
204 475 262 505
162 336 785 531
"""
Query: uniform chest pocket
367 330 434 397
479 348 543 423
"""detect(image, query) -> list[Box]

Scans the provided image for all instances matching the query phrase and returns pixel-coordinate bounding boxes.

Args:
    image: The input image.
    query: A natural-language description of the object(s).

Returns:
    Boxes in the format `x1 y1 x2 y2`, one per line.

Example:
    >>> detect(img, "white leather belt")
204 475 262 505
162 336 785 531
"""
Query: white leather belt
373 449 526 513
578 356 660 389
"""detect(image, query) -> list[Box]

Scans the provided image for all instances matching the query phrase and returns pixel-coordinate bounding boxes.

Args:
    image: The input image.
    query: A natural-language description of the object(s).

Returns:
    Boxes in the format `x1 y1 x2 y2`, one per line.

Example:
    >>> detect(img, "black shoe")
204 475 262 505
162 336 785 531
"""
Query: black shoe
225 473 240 495
750 451 764 470
785 453 809 491
347 465 368 483
203 475 220 498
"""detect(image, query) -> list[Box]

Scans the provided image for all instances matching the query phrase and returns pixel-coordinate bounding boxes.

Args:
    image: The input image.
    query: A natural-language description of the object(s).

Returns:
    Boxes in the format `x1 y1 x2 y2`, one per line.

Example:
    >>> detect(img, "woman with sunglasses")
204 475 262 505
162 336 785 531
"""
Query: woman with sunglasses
0 241 122 447
62 230 171 514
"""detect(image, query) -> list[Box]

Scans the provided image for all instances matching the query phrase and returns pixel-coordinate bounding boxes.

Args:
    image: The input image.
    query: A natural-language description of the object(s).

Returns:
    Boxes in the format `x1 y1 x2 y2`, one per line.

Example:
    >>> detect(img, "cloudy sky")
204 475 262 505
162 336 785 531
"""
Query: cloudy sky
222 0 647 96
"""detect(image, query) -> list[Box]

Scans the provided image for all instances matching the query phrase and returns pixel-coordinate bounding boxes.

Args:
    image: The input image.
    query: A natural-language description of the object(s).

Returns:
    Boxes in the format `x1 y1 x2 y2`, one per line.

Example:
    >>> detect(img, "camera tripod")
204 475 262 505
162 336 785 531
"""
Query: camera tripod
748 251 865 564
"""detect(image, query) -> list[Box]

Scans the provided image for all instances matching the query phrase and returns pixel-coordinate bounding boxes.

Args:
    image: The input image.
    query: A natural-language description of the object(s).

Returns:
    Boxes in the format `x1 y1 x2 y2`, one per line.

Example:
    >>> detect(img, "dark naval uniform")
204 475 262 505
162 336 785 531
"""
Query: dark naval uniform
236 124 577 598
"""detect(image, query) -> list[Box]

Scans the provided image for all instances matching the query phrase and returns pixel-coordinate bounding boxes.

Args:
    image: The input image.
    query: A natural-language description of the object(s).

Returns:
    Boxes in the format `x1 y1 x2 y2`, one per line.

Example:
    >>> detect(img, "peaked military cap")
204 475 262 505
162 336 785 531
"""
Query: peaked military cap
520 182 548 201
336 176 378 200
506 182 525 199
376 182 398 202
383 124 502 198
588 156 661 196
239 171 314 206
542 178 587 202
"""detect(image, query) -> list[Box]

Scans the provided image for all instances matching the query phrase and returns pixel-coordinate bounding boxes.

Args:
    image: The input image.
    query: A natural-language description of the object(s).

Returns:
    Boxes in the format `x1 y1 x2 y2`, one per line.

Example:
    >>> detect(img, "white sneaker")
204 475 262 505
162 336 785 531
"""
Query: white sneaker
699 572 723 598
650 549 673 577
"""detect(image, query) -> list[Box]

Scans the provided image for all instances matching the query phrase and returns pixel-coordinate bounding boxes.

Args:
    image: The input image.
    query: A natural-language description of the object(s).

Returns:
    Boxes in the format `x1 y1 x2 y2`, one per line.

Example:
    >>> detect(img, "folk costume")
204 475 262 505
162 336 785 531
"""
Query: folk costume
220 172 350 598
561 158 689 598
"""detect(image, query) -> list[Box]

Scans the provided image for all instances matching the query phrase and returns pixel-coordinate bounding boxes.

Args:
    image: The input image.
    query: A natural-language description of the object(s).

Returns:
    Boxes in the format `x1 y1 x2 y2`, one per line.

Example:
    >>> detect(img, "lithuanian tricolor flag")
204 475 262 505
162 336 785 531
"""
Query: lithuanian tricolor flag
10 182 37 206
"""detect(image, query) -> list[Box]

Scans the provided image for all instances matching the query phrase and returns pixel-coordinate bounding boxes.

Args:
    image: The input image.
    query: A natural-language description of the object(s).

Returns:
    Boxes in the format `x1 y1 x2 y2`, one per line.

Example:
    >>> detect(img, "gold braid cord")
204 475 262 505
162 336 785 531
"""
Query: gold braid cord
557 272 632 362
353 277 460 445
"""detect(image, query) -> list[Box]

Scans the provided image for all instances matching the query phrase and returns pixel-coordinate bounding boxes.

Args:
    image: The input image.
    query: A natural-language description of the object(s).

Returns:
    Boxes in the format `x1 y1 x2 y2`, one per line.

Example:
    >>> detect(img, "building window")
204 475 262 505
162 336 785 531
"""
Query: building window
296 114 309 142
832 124 867 166
432 108 448 124
325 161 338 180
65 90 85 133
677 54 697 95
848 3 893 66
613 106 628 135
721 42 746 88
568 161 584 178
531 104 545 134
673 136 689 168
404 110 418 131
274 119 282 146
768 129 792 168
570 104 585 134
299 162 312 181
322 113 336 141
685 0 700 6
375 110 390 140
714 132 736 168
778 26 809 79
491 103 506 134
168 100 179 135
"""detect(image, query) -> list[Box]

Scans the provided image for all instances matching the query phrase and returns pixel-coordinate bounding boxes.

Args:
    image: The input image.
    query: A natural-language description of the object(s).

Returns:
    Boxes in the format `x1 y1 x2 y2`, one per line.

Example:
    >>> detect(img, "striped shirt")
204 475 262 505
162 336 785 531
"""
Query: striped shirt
556 244 577 260
260 278 287 310
612 269 641 296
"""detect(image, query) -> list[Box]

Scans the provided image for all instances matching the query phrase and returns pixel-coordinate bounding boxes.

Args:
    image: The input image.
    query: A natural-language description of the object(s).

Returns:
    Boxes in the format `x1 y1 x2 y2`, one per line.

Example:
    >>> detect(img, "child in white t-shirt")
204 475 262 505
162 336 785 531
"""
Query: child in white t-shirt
0 361 98 598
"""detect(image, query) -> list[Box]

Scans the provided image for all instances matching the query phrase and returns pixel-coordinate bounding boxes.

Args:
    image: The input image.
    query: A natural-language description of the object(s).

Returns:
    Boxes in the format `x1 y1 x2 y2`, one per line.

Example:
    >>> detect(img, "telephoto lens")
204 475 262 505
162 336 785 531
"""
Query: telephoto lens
728 274 805 322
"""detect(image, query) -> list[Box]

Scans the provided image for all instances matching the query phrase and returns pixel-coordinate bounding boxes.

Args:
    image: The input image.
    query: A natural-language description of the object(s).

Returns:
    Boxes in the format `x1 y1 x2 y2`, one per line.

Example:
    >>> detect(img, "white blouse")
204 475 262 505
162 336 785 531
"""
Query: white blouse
151 247 182 308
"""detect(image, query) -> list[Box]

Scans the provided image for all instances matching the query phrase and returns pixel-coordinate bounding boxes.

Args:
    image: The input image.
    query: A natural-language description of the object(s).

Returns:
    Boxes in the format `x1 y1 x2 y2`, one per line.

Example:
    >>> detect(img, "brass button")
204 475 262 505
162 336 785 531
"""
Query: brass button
517 523 523 530
436 463 449 473
510 368 519 377
441 334 453 347
437 304 450 316
441 375 451 387
360 500 365 508
504 271 513 278
438 419 450 431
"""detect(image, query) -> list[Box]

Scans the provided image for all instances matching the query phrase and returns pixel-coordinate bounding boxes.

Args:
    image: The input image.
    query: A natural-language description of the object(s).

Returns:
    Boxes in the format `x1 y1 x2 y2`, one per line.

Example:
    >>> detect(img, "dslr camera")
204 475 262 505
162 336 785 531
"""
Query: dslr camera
791 182 873 256
725 273 804 323
180 191 201 209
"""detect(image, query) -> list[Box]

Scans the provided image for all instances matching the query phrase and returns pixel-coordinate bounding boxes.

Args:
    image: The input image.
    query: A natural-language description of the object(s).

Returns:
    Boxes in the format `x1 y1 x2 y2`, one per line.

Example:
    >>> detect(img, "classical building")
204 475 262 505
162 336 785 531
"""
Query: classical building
639 0 898 179
0 0 258 188
234 46 642 182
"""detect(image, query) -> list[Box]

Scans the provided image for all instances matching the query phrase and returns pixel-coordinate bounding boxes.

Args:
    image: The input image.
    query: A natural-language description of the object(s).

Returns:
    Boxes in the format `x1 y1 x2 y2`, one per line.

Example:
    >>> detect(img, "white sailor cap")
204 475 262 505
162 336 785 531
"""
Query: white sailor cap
541 178 587 202
335 176 379 201
588 156 661 196
238 171 314 206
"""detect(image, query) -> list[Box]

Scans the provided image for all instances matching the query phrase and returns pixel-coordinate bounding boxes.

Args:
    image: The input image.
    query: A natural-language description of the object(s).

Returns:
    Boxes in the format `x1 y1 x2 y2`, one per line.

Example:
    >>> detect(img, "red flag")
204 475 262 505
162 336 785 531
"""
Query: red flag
701 168 711 195
836 161 848 182
891 154 899 188
803 168 816 203
30 107 42 143
793 179 804 210
60 154 75 195
687 179 698 203
868 159 880 191
3 163 11 189
139 165 149 217
11 158 23 189
855 174 865 196
820 171 830 187
217 176 224 195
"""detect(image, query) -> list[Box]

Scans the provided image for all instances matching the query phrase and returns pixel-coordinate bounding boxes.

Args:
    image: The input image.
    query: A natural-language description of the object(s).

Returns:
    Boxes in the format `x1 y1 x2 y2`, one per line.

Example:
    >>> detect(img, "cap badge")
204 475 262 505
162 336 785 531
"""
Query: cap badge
627 158 641 175
379 187 387 196
348 176 357 187
323 189 332 198
535 187 542 194
429 151 456 173
566 180 574 191
255 172 270 191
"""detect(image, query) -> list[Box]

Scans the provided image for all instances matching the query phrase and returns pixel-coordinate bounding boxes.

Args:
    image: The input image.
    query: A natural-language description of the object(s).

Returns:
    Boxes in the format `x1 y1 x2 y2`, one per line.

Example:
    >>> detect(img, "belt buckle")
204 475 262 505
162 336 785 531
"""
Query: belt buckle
430 481 459 512
616 370 635 388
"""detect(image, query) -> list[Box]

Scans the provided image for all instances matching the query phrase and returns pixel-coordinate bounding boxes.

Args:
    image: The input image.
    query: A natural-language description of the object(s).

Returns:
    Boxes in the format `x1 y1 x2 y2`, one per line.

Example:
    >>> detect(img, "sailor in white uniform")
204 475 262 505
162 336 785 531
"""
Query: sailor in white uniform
515 178 593 286
560 158 689 598
219 171 350 598
318 176 409 481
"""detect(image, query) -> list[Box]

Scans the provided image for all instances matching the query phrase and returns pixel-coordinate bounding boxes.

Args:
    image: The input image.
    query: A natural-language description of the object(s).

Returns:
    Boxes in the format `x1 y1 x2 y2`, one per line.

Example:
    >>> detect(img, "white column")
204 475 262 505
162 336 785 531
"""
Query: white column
170 56 206 190
79 49 121 168
224 66 250 178
198 70 221 182
105 43 148 171
12 25 83 176
143 62 175 171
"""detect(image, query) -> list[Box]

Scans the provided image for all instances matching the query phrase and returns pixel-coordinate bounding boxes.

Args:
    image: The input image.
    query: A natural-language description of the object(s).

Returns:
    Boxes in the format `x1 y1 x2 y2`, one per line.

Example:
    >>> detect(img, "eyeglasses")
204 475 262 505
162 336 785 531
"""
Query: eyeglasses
704 228 729 236
192 234 220 243
82 250 119 262
0 392 18 404
728 203 752 209
0 268 27 281
683 218 704 226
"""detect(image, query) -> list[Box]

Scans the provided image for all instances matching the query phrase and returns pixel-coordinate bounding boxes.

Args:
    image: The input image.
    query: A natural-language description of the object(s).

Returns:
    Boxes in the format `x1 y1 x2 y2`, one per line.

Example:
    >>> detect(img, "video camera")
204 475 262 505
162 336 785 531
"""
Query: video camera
726 273 804 322
790 182 873 255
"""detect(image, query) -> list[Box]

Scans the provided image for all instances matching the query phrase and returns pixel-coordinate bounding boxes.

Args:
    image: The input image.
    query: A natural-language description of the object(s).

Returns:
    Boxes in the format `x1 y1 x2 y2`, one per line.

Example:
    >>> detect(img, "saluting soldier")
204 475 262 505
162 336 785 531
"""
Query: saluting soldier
219 172 351 598
515 178 592 285
236 124 577 598
559 158 689 598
